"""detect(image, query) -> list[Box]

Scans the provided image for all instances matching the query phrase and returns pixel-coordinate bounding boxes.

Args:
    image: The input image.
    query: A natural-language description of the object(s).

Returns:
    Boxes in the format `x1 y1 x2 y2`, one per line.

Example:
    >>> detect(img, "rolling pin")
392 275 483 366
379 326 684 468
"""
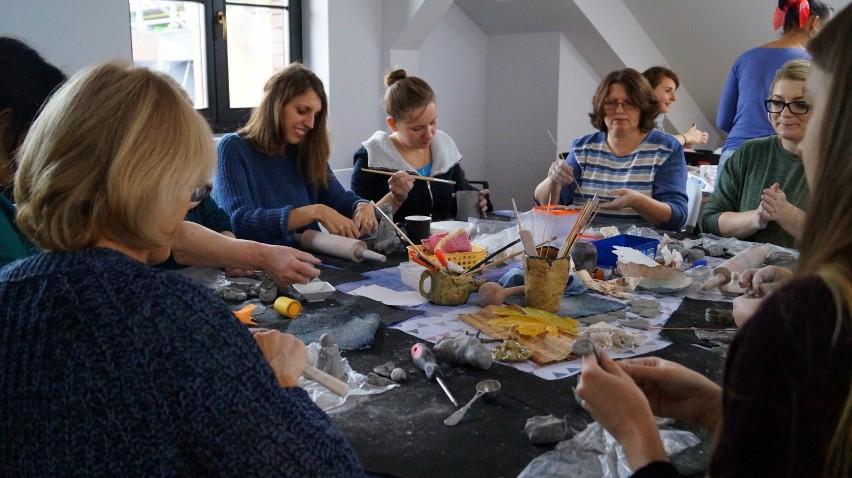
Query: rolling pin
701 245 769 291
296 229 386 263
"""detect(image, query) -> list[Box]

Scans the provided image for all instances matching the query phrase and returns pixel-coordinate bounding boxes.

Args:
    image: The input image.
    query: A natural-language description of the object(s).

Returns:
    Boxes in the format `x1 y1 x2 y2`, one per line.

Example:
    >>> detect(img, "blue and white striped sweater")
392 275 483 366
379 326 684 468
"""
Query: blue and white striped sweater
558 130 687 231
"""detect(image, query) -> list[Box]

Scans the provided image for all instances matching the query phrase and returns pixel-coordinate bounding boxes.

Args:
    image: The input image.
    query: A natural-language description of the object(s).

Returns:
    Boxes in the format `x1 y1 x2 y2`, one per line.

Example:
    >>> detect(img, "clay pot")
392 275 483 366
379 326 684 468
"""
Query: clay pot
419 270 482 306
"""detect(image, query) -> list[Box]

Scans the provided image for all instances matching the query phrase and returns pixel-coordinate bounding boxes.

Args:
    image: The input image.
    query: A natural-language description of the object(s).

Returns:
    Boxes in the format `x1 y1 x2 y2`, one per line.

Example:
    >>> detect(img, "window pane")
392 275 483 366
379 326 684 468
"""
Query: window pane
227 0 287 7
226 5 289 108
129 0 208 109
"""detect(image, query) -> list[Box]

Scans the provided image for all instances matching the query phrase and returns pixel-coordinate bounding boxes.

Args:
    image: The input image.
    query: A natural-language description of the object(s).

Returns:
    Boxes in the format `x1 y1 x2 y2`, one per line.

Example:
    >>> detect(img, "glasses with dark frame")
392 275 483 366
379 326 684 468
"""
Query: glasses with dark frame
603 100 638 112
190 184 212 203
764 99 810 115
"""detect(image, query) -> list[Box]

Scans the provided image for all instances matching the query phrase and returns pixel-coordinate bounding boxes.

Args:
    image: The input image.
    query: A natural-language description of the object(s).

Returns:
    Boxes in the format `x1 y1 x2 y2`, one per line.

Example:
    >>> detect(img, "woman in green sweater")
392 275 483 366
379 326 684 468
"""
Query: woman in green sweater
701 59 811 249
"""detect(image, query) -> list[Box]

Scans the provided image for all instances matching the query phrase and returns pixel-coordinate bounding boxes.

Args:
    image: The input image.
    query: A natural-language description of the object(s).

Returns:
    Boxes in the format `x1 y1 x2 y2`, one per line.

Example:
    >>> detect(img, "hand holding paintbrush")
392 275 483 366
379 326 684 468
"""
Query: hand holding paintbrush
547 130 584 198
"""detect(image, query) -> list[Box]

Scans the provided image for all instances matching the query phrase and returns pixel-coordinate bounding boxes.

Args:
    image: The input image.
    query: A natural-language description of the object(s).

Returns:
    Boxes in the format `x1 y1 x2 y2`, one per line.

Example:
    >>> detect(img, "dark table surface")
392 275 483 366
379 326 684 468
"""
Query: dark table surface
310 248 730 478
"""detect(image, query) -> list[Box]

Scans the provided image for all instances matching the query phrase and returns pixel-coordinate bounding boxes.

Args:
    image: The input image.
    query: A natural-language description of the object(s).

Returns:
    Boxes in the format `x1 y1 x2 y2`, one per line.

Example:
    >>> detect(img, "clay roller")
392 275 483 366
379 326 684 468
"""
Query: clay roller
701 245 769 291
302 364 349 397
296 229 386 263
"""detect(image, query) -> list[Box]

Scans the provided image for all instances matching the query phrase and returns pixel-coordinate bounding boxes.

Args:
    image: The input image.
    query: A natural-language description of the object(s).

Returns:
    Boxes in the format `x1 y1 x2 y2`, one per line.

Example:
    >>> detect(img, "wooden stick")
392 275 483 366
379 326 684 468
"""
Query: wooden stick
370 201 441 269
303 364 349 397
463 238 521 274
547 129 584 198
362 167 456 185
462 236 557 276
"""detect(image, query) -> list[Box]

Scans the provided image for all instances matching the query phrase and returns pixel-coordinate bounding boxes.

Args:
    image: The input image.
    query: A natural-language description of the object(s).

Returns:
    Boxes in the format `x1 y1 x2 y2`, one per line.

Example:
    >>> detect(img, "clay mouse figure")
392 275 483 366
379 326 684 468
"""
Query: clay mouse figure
315 333 346 381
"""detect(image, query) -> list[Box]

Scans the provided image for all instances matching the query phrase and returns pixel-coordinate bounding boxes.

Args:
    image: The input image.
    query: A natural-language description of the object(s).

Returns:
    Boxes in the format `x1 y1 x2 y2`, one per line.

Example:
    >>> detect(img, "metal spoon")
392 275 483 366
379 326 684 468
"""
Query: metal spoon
443 379 501 426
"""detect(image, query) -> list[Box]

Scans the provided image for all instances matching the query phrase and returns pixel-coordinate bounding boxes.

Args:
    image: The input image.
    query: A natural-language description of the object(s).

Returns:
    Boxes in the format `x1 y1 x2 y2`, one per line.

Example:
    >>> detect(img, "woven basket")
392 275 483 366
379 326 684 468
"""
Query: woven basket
407 244 487 269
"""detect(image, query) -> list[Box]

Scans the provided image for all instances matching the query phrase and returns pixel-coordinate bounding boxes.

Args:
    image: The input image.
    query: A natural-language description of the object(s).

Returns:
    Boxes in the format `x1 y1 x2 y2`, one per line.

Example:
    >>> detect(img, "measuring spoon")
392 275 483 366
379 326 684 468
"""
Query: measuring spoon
443 379 501 426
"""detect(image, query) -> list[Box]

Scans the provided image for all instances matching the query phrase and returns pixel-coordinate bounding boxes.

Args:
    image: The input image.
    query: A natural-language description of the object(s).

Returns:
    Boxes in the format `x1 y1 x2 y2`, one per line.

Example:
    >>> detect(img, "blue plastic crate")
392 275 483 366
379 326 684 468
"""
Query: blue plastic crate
593 234 659 268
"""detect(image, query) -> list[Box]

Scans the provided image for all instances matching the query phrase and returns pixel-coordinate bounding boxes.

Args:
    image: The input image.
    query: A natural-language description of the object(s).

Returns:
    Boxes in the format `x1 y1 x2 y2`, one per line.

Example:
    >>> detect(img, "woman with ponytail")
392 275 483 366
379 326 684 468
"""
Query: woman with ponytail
716 0 833 172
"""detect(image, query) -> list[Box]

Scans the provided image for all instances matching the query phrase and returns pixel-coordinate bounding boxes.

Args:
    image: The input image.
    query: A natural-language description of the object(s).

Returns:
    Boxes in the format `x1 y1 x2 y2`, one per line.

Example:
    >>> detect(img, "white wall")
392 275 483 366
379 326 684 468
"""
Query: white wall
485 32 561 210
418 5 487 182
556 35 600 161
0 0 132 74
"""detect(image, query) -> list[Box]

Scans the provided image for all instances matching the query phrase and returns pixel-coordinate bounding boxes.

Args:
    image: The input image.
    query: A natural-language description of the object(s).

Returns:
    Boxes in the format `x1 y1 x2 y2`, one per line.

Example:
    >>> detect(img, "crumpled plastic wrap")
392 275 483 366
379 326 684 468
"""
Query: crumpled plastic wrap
518 419 700 478
302 342 397 412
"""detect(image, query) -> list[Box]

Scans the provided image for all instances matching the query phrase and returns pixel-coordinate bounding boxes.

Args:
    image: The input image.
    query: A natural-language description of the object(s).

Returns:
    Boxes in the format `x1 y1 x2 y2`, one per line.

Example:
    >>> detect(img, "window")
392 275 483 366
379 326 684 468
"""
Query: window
129 0 302 132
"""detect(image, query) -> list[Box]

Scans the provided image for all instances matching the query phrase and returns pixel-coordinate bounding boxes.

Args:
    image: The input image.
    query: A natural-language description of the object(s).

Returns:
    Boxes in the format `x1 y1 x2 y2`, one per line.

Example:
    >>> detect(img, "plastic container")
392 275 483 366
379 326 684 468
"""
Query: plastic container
399 261 428 290
521 206 581 247
292 281 336 302
593 234 660 268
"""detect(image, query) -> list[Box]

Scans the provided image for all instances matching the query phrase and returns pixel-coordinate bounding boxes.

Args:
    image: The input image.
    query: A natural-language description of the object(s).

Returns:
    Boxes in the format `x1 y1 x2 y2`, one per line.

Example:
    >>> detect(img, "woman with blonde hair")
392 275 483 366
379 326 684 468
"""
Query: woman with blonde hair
215 63 377 246
0 62 363 476
576 5 852 476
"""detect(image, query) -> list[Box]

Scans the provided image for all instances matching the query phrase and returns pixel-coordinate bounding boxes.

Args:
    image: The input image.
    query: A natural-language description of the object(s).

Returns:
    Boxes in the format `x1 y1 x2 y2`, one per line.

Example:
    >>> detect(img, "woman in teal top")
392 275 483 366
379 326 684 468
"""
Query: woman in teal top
0 37 67 267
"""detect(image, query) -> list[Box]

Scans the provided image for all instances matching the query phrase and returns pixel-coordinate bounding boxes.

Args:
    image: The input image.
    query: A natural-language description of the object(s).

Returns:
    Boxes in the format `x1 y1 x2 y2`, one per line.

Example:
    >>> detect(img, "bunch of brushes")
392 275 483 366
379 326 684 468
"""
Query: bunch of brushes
555 194 601 259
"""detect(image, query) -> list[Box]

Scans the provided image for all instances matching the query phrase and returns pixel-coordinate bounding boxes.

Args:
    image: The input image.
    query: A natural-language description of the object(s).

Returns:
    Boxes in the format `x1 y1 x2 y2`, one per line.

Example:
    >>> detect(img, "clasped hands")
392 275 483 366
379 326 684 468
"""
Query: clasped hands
755 183 790 229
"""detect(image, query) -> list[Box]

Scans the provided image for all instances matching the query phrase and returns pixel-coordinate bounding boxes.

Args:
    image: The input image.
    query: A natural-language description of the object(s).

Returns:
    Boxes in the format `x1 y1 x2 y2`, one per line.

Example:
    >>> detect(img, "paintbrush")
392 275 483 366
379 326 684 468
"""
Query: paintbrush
462 236 557 276
547 130 584 198
463 238 521 274
362 167 456 185
370 201 441 269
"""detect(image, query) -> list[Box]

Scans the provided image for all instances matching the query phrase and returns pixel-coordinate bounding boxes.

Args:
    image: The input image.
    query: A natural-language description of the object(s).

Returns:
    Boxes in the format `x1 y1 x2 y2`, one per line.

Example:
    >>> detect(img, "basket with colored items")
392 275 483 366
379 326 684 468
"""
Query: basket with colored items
406 244 487 270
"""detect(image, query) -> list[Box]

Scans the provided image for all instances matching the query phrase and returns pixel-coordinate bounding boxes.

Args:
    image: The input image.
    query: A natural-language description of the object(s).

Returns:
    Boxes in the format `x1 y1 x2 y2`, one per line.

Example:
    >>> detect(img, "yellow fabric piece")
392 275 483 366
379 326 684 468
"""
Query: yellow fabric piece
488 306 580 335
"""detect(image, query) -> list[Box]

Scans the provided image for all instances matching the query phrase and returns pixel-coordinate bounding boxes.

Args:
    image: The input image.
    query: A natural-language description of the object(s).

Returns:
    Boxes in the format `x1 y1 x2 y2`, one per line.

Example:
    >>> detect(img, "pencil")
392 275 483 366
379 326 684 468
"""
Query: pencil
362 168 456 185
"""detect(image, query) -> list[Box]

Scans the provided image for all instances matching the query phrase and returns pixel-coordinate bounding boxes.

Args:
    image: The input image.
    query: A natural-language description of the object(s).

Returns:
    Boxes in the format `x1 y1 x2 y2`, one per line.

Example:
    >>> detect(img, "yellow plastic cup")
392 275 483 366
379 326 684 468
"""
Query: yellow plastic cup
274 296 302 318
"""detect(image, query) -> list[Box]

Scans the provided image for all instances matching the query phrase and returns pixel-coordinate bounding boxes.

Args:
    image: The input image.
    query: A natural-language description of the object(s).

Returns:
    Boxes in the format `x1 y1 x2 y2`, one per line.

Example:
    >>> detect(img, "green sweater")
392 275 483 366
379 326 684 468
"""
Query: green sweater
0 195 38 268
701 135 808 248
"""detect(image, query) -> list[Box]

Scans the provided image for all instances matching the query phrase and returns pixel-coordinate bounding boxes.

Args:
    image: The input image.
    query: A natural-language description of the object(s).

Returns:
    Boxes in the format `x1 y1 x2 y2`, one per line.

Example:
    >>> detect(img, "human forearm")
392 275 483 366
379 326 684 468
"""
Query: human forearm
718 210 763 239
287 205 321 230
534 178 562 205
631 194 674 227
773 205 806 242
620 422 670 472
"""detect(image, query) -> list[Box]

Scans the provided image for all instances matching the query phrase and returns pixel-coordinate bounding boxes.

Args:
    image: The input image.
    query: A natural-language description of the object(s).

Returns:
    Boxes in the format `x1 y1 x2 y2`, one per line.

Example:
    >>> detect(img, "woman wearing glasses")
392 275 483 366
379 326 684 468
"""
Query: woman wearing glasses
701 60 810 249
534 68 687 231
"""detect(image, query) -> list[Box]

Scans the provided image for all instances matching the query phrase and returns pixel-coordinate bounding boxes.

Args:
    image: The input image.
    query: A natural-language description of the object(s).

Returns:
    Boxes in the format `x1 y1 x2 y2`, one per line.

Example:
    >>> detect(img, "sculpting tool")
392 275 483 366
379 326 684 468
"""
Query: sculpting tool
463 237 521 274
512 198 537 257
362 167 456 185
461 236 557 276
302 364 349 397
411 342 458 407
547 129 584 198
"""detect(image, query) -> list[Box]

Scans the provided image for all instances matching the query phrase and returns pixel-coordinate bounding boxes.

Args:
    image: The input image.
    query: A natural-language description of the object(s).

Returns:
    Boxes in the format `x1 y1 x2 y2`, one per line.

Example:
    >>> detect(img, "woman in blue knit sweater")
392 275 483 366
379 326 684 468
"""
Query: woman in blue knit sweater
215 63 377 247
0 62 363 477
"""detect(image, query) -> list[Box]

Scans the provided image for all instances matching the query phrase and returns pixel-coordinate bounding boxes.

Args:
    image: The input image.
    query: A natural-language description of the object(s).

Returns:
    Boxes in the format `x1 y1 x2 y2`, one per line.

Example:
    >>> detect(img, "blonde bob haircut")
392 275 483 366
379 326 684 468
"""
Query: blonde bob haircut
15 61 215 252
239 63 330 189
769 59 811 94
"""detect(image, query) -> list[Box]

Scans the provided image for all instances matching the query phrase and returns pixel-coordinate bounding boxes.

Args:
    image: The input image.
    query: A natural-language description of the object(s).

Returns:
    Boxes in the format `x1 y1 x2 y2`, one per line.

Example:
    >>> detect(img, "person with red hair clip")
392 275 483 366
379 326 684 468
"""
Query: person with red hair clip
715 0 833 173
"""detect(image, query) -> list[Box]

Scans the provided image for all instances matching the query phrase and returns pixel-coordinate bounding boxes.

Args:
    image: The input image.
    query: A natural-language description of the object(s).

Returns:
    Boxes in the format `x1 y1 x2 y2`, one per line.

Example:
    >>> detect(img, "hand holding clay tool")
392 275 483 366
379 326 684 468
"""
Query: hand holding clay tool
296 229 386 263
443 379 501 426
701 245 769 291
411 342 459 407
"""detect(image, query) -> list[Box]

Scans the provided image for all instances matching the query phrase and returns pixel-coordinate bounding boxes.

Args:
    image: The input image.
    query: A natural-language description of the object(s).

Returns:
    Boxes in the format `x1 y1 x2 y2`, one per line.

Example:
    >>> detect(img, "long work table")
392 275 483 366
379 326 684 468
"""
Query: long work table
206 244 733 478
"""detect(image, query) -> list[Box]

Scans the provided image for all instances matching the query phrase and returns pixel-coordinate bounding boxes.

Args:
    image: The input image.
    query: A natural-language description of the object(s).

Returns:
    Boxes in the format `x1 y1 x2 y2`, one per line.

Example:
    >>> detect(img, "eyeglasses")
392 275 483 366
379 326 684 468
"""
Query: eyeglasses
603 100 638 112
190 184 212 203
764 99 810 115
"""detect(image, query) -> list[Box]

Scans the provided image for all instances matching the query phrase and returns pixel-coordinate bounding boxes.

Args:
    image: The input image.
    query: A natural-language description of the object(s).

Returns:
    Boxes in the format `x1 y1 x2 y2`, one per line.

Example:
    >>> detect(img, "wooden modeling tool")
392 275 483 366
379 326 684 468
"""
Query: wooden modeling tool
512 198 537 257
302 364 349 397
477 283 525 307
556 194 600 259
547 129 584 198
370 201 441 269
362 167 456 185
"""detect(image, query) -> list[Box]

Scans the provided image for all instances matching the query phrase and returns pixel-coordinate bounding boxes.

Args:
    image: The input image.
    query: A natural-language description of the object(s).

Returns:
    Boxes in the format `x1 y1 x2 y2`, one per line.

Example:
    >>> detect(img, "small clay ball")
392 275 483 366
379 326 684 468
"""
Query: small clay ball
390 368 407 382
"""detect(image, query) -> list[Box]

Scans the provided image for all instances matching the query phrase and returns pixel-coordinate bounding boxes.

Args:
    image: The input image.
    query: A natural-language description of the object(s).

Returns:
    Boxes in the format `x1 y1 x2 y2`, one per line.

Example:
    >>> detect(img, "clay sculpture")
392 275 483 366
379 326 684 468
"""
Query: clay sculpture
433 335 493 370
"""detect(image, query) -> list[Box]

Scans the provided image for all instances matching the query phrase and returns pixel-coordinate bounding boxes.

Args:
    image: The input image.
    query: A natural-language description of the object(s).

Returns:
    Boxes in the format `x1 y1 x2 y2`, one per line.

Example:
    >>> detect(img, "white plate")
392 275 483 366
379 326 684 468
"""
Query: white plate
292 281 336 302
430 220 472 236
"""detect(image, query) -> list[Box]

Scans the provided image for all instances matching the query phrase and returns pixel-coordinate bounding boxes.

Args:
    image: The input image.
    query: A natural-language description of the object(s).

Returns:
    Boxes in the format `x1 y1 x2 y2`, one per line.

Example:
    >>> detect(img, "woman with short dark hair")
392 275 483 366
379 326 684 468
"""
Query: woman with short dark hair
534 68 688 231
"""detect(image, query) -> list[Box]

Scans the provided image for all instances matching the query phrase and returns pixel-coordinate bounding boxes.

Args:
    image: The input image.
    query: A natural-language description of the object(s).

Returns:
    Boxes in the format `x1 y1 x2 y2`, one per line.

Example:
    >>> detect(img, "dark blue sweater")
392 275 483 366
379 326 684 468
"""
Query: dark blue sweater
214 133 366 246
0 248 364 477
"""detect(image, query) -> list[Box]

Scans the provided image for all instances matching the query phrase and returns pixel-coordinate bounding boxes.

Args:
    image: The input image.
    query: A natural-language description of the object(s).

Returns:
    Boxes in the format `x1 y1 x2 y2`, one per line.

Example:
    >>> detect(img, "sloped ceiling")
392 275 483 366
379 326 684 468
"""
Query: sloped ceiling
456 0 850 138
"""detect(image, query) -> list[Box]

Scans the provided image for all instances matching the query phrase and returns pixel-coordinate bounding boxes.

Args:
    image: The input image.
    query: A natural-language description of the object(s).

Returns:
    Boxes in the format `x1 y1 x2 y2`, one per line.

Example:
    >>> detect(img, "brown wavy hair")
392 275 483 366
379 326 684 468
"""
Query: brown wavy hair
239 63 330 188
588 68 659 133
799 4 852 476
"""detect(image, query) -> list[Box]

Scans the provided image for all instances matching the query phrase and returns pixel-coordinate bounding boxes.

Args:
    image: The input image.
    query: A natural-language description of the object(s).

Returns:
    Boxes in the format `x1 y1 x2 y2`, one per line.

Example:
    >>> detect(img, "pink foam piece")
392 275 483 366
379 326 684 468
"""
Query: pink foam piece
437 231 472 253
421 233 448 253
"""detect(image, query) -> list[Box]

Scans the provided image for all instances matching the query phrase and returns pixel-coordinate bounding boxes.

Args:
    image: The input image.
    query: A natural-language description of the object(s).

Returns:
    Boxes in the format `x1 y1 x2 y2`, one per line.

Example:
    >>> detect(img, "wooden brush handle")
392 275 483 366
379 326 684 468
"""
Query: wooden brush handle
303 364 349 397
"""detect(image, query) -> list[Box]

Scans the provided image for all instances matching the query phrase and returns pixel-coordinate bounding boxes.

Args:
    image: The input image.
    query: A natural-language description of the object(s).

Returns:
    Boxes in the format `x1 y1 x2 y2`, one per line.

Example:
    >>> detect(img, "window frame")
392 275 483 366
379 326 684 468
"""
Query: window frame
207 0 303 132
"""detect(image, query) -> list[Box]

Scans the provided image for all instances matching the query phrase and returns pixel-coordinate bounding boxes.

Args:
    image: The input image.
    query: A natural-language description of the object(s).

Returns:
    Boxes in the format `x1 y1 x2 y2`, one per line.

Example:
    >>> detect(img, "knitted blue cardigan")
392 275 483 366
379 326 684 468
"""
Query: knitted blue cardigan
0 248 364 477
214 133 366 246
